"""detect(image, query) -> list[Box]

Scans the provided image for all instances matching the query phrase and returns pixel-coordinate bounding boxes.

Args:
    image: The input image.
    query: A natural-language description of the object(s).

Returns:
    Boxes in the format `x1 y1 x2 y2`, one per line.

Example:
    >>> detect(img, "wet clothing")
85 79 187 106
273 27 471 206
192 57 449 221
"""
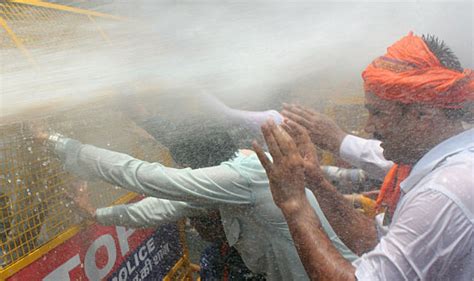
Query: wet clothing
53 139 357 281
200 242 265 281
95 197 205 228
341 130 473 280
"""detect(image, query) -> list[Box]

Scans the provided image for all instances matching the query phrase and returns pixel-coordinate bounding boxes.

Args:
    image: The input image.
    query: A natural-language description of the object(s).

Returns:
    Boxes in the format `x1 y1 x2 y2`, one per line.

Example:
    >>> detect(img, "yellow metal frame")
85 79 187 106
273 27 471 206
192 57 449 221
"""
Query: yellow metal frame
0 3 195 280
0 192 139 279
163 221 195 280
9 0 124 20
0 6 124 275
0 0 122 64
0 16 36 65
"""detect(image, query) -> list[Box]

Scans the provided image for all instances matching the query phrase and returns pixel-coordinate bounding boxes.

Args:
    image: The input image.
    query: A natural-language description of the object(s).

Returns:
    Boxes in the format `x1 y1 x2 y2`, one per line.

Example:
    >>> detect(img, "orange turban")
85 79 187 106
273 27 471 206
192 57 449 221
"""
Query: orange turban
362 32 474 109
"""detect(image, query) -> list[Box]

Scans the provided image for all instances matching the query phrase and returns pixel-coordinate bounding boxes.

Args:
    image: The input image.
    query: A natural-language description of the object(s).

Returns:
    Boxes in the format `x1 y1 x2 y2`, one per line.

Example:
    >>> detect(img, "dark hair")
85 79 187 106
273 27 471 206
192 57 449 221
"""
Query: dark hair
140 117 238 168
422 34 463 72
166 125 237 169
422 34 470 122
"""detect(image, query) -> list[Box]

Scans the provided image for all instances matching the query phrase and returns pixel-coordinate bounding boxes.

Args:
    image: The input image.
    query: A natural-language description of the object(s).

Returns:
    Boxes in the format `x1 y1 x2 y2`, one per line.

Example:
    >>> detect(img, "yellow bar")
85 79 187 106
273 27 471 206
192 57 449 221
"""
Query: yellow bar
0 225 82 279
163 256 188 281
87 14 111 44
0 15 37 66
10 0 124 20
0 192 138 279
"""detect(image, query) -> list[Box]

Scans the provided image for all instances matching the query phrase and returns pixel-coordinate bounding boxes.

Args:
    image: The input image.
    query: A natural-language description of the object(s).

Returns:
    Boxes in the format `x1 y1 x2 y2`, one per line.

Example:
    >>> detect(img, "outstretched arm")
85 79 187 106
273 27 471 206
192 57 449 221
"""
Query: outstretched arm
68 181 207 228
253 120 355 280
96 198 207 228
37 133 253 205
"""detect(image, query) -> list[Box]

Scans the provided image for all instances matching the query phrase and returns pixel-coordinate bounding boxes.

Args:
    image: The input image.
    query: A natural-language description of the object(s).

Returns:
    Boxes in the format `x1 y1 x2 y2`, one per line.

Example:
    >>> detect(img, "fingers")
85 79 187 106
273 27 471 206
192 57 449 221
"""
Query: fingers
290 105 318 121
261 121 283 161
280 122 294 135
281 110 311 128
285 119 307 136
266 120 297 156
252 140 273 174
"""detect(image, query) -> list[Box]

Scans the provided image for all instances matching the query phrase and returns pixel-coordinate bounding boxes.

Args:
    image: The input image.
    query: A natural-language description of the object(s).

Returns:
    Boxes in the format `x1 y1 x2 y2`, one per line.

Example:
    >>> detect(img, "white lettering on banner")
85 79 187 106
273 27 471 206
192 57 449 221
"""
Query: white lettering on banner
146 238 155 253
117 226 135 256
138 245 148 261
126 254 139 275
118 266 128 281
85 234 117 280
43 254 81 281
111 237 170 281
153 243 170 265
44 226 134 281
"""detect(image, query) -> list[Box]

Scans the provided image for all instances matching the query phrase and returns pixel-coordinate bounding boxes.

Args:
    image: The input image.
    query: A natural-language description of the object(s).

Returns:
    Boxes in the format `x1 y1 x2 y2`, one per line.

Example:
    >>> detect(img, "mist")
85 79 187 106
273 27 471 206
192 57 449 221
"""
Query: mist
1 0 472 121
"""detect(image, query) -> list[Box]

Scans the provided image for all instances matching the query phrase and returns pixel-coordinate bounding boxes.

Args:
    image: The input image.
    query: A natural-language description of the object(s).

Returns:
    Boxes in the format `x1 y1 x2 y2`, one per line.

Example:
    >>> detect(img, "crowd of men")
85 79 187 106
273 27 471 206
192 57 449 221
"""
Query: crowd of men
34 32 473 280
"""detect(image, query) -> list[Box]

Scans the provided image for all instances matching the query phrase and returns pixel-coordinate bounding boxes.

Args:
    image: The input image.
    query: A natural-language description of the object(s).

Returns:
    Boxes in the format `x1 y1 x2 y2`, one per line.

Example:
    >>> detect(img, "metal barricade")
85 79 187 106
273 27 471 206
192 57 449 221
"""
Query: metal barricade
0 1 195 279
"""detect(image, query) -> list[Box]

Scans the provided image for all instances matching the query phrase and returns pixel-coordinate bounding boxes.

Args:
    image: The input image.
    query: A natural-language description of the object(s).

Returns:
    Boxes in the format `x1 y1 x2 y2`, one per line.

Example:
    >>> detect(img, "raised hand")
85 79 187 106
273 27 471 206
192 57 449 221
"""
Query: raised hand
252 120 306 212
281 119 325 183
281 104 346 154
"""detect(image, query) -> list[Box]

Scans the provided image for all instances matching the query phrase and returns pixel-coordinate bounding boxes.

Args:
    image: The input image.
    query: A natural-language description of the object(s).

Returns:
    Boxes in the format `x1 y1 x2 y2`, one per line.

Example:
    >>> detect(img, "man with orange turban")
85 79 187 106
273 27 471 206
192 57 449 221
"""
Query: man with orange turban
254 32 473 280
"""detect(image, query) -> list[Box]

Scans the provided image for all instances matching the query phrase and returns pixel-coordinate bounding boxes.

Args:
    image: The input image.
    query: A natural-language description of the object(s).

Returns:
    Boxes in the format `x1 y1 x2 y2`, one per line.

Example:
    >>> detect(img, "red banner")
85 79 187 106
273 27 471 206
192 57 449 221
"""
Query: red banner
8 223 182 281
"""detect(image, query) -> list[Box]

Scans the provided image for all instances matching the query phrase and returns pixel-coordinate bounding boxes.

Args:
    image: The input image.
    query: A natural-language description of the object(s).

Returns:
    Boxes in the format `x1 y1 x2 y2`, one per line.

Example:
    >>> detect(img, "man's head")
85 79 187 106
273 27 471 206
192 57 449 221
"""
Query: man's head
166 125 237 242
167 125 238 169
362 33 473 164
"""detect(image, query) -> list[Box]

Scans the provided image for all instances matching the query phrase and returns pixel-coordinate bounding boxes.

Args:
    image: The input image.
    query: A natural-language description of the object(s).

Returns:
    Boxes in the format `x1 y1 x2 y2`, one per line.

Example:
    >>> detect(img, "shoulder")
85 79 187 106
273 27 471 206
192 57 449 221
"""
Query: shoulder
419 149 473 217
222 150 268 181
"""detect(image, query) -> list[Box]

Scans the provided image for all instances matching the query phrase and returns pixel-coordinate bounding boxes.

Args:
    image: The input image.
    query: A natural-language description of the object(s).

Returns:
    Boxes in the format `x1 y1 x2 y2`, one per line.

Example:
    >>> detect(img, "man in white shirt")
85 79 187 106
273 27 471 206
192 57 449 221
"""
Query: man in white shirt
38 122 358 280
255 32 473 280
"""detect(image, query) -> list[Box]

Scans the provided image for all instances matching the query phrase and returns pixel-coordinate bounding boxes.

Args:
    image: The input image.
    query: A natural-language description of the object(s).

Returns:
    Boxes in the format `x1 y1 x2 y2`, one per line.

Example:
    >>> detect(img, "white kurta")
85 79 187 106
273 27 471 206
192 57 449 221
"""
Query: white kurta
343 130 473 280
55 140 358 281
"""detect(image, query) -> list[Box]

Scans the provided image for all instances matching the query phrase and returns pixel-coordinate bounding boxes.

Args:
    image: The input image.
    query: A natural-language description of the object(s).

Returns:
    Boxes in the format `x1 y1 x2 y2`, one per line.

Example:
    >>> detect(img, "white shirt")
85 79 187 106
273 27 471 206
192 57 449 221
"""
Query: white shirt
95 197 207 228
55 141 358 281
342 130 474 280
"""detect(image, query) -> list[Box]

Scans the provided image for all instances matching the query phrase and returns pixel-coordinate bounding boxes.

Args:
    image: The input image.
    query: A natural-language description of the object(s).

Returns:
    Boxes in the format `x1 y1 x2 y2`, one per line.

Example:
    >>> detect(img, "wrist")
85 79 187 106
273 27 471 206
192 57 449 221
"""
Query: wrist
279 196 311 217
306 174 332 190
330 132 347 155
46 132 65 150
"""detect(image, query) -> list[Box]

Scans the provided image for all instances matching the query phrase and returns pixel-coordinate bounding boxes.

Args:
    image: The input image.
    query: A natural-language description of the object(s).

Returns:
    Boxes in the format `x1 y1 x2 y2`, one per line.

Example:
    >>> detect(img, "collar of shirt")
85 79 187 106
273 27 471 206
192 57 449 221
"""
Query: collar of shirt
400 128 474 194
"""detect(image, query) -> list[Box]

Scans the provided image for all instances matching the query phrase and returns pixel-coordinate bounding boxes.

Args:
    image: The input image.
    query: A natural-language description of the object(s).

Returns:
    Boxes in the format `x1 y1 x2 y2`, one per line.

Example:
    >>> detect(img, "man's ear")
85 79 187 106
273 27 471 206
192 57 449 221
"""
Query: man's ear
414 106 438 121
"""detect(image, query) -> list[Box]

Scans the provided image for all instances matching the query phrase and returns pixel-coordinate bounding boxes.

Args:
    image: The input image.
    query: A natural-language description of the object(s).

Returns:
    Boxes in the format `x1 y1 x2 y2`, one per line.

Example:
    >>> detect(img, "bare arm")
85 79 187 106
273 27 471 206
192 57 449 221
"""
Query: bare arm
253 120 356 280
283 119 377 255
306 176 378 255
281 197 356 281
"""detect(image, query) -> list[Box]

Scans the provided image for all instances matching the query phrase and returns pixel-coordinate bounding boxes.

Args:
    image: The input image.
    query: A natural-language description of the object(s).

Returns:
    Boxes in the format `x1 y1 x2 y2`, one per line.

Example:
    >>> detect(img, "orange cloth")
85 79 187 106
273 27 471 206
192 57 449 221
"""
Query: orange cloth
362 32 474 109
375 164 412 219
